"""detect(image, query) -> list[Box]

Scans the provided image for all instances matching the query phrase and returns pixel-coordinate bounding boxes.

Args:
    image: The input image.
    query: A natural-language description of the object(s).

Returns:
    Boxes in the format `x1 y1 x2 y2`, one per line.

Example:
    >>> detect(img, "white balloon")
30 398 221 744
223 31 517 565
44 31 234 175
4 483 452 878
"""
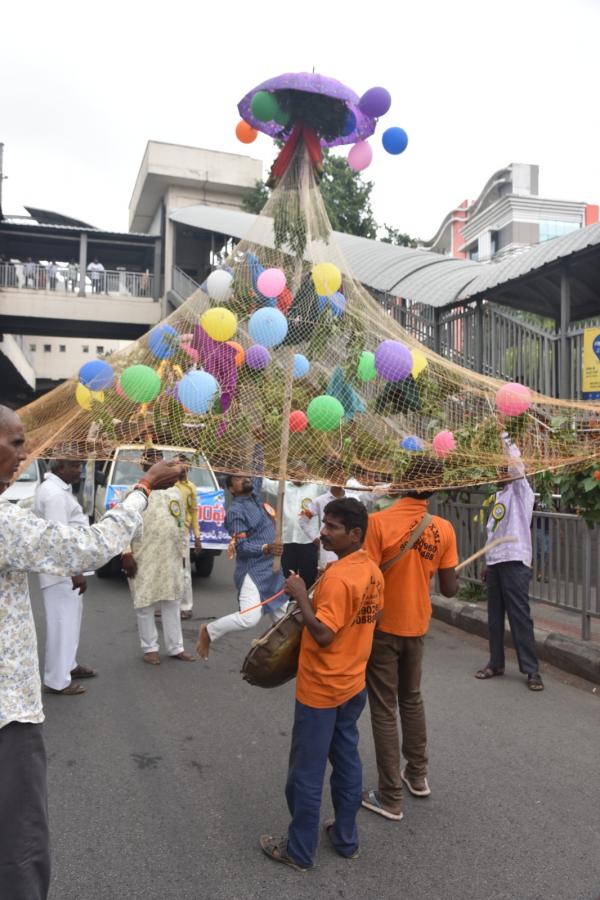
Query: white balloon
206 269 233 302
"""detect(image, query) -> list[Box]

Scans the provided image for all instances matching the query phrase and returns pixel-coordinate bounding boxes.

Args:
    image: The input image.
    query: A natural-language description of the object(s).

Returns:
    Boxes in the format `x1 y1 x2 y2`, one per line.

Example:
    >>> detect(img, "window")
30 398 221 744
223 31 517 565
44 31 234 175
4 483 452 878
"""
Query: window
490 230 498 257
467 243 479 261
43 344 51 353
59 345 66 353
96 345 104 355
82 345 89 354
539 220 580 242
29 343 36 352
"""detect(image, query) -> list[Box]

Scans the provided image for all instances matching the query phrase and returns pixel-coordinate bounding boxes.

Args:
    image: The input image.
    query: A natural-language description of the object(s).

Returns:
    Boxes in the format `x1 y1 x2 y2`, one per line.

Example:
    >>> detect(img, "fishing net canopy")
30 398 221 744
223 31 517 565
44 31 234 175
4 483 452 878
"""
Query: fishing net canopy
19 72 600 490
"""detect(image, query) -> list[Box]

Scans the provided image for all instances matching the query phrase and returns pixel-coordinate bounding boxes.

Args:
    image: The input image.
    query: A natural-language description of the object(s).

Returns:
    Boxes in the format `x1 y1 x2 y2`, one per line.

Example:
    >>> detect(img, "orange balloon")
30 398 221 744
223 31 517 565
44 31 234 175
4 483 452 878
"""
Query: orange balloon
236 121 258 144
227 341 245 367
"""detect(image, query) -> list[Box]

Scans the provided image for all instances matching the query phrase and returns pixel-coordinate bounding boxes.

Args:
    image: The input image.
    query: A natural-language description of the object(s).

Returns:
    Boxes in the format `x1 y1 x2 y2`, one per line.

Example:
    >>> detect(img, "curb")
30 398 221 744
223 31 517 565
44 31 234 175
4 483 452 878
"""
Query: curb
431 594 600 685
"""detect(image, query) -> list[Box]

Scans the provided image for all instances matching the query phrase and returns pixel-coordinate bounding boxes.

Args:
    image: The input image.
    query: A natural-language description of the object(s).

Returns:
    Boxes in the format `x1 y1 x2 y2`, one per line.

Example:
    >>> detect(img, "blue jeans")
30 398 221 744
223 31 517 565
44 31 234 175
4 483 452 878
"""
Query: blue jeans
286 688 367 869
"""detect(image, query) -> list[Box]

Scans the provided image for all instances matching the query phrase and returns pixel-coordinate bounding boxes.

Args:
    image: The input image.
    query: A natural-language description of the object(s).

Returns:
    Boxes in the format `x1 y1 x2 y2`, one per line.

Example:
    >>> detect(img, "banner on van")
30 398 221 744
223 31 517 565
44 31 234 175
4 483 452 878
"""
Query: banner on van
105 486 229 550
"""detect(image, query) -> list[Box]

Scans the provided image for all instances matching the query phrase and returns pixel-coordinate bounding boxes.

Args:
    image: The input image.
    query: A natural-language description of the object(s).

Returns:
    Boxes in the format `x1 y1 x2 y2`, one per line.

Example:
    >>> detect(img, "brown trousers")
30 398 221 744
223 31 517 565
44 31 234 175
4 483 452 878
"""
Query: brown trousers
366 630 427 814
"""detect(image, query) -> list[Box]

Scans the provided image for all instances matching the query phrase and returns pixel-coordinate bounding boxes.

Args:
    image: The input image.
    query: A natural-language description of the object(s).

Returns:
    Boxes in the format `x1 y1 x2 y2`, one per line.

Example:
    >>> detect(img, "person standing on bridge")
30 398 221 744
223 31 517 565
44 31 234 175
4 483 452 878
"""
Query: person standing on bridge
87 258 105 294
362 460 458 821
475 432 544 691
0 404 184 900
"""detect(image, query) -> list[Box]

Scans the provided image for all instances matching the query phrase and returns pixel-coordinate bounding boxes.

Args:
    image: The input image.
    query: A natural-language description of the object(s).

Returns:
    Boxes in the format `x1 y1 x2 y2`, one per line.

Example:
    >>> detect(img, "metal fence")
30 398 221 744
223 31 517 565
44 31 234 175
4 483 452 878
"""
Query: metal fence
434 497 599 639
0 262 155 299
172 266 200 302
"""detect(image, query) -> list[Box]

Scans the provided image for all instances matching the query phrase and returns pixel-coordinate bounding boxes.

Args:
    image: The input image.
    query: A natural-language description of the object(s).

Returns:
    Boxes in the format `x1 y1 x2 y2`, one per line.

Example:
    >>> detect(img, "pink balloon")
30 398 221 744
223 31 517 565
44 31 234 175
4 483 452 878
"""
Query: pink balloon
495 382 531 417
347 141 373 172
257 267 286 299
432 429 457 458
115 378 125 398
182 343 200 362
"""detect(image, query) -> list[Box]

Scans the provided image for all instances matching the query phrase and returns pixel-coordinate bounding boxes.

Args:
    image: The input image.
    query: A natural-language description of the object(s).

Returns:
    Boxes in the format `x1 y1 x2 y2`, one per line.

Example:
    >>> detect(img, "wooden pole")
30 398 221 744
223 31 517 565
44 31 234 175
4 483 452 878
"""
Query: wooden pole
455 535 516 573
272 347 295 572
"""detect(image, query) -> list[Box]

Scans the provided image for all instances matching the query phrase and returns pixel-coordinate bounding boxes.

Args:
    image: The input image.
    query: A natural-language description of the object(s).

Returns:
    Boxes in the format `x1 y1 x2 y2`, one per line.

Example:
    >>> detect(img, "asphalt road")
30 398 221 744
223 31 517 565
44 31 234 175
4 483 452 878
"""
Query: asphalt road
31 554 600 900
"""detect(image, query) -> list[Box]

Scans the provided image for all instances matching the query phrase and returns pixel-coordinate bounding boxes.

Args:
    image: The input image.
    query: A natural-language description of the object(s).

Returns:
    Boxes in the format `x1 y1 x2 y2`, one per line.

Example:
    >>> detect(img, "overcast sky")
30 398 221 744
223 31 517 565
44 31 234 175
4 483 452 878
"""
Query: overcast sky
1 0 599 240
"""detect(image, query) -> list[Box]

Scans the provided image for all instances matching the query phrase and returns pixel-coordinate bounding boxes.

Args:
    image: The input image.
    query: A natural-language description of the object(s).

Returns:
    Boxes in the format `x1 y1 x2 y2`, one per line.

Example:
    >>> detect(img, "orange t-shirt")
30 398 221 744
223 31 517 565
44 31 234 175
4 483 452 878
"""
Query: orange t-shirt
364 498 458 637
296 550 384 709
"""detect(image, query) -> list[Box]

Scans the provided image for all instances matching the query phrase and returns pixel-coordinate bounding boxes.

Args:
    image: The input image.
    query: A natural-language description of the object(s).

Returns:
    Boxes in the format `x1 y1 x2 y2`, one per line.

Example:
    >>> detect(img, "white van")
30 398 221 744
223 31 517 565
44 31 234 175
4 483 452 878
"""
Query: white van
4 459 46 509
93 445 228 578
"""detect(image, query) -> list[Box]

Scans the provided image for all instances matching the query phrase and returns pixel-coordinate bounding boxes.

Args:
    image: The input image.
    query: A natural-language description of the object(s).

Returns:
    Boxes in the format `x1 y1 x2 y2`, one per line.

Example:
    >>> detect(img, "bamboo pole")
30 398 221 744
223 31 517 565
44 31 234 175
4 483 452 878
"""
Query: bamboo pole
455 535 516 573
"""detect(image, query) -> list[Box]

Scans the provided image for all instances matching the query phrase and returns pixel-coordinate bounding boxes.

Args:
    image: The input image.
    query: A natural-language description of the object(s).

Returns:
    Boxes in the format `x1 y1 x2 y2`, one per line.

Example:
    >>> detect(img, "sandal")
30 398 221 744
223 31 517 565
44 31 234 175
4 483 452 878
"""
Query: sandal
259 835 308 872
361 789 403 821
527 673 544 691
324 820 360 859
70 665 97 679
43 683 86 695
143 652 161 666
170 651 197 662
475 666 504 679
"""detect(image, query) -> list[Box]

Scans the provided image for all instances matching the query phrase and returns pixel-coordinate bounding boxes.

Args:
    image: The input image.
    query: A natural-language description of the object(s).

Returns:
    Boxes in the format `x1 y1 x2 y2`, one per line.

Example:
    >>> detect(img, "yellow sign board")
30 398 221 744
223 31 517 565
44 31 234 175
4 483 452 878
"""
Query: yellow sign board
582 327 600 399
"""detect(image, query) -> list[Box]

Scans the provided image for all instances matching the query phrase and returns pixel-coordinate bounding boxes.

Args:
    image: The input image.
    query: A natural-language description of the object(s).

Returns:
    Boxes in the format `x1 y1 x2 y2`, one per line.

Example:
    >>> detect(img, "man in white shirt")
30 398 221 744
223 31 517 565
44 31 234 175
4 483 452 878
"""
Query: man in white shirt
34 460 96 696
0 405 184 900
263 461 320 587
87 258 105 293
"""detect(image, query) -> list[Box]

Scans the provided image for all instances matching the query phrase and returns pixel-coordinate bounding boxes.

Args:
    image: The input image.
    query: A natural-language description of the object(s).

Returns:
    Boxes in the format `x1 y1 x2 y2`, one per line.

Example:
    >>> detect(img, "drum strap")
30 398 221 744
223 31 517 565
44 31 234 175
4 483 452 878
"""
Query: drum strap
380 513 432 573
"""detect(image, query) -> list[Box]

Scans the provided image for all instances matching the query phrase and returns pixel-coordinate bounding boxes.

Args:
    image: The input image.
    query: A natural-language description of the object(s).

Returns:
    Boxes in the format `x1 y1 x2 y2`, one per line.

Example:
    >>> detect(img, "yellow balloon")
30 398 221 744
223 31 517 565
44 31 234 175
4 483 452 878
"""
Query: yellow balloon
75 383 104 411
201 307 237 342
411 349 428 379
312 262 342 297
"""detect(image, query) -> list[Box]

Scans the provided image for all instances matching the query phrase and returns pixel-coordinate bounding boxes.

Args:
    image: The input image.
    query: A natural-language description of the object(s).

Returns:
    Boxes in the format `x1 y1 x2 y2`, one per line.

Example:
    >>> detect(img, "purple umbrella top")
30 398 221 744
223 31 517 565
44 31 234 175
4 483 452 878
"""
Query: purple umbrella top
238 71 377 148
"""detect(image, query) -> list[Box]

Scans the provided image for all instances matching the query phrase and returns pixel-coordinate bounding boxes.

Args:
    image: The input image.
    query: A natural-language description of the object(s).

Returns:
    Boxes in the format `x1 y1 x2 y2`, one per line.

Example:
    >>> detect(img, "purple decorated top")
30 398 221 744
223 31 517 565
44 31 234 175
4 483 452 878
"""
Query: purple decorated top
238 71 376 147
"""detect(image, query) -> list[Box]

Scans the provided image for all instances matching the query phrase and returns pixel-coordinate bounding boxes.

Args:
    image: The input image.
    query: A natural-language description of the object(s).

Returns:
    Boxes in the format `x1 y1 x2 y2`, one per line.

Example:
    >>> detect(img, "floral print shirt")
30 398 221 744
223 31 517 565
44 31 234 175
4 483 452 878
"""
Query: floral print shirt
0 491 147 729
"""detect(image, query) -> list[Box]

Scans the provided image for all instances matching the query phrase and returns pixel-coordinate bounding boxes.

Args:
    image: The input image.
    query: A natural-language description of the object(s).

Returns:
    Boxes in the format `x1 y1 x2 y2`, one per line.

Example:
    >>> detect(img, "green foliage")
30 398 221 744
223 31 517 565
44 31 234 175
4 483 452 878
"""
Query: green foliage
242 180 270 215
380 224 420 247
554 465 600 528
457 581 487 603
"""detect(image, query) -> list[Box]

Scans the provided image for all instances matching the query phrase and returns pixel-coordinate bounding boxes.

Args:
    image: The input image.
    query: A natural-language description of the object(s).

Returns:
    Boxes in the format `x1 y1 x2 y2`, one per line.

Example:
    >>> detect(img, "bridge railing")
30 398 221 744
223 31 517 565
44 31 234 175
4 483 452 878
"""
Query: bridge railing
172 266 201 302
0 262 156 299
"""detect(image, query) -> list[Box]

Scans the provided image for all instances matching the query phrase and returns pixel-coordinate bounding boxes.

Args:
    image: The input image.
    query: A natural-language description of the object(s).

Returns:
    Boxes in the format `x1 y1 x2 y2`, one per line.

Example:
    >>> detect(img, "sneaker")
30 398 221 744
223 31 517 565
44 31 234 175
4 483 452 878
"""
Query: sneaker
400 768 431 797
361 789 403 821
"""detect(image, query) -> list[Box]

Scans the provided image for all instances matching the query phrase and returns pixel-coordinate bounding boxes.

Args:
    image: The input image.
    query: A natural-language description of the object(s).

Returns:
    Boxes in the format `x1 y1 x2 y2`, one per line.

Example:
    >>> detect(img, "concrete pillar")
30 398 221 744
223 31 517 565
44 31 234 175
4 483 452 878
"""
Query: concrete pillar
559 269 571 399
152 238 162 301
78 232 87 296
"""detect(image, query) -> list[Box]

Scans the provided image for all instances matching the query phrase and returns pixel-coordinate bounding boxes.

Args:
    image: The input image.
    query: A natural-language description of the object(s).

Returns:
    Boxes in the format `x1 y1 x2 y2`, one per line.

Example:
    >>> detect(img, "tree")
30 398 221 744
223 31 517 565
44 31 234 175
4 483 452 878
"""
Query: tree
380 224 420 248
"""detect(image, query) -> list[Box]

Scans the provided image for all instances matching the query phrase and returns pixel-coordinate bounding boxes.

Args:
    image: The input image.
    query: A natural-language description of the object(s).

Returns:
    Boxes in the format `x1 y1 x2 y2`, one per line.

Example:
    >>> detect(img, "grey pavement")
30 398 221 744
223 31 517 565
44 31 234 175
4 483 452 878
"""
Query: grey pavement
31 555 600 900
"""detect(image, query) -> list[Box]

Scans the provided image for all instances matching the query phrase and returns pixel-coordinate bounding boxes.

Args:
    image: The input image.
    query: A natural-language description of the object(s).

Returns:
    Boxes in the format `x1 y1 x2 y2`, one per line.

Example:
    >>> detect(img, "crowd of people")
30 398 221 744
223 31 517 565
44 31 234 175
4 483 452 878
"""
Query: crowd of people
0 403 544 897
0 255 107 292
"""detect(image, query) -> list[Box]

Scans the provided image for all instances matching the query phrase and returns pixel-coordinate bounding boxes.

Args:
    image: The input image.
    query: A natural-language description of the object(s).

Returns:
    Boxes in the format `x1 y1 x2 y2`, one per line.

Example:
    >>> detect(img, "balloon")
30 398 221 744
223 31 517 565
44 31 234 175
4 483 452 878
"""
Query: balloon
357 351 376 382
75 383 104 411
382 127 408 155
432 430 457 458
495 382 531 417
206 269 233 302
227 341 245 366
79 359 114 390
251 91 279 122
248 307 288 347
236 120 258 144
201 306 237 342
274 106 290 127
289 410 308 433
317 295 328 312
245 344 271 370
147 324 178 360
347 140 373 172
177 370 218 414
312 262 342 296
359 86 392 117
114 378 125 398
341 109 357 136
375 340 413 381
307 395 344 431
181 343 200 363
330 292 346 318
293 354 310 379
256 267 286 299
120 365 161 403
276 287 292 315
411 349 428 379
401 436 424 452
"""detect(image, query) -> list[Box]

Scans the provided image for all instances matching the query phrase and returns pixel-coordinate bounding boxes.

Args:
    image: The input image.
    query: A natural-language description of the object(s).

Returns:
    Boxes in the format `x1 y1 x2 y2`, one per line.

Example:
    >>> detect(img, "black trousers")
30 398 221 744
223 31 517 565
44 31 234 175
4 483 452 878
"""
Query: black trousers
0 722 50 900
281 542 318 588
486 561 539 675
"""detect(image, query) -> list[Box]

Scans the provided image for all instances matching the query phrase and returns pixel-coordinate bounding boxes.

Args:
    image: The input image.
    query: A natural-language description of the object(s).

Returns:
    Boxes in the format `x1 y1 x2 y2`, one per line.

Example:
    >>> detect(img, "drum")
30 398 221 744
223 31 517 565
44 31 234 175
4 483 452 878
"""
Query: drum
241 602 305 688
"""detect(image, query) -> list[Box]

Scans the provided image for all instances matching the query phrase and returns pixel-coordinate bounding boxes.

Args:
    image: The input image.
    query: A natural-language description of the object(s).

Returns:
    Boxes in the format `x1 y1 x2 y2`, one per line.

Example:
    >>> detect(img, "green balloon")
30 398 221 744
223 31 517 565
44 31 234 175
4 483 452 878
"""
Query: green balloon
120 365 161 403
274 106 290 127
251 91 279 122
357 351 376 382
307 395 344 432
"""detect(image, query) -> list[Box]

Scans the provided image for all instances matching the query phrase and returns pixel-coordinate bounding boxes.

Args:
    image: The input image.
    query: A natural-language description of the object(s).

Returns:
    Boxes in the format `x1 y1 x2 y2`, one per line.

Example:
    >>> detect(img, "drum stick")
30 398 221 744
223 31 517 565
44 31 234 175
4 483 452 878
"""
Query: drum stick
455 536 517 573
240 572 323 616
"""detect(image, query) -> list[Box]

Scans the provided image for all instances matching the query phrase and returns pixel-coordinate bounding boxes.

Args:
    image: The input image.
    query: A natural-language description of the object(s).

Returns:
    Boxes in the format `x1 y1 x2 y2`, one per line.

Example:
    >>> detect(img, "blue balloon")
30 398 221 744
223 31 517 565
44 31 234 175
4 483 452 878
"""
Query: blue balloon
246 252 265 293
401 436 423 452
341 110 357 137
330 292 346 318
79 359 114 390
177 370 218 414
382 127 408 155
293 354 310 379
148 324 178 360
317 295 328 312
248 307 288 348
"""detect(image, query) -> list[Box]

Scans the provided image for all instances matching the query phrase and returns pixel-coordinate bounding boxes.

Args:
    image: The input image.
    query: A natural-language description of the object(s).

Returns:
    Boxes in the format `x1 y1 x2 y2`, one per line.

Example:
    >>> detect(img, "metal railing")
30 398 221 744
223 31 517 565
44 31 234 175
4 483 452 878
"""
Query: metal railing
172 266 201 301
0 262 156 299
434 497 599 639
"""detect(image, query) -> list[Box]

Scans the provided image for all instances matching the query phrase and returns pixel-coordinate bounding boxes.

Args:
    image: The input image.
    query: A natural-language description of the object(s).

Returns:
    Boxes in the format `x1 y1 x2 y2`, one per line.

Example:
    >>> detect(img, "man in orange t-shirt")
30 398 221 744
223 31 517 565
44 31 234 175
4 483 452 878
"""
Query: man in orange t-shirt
362 470 458 821
260 498 384 872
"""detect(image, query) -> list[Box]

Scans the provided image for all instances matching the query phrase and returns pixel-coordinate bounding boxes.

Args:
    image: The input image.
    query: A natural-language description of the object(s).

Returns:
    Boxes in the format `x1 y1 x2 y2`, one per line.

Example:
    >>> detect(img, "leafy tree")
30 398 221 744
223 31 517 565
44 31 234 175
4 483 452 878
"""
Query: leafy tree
380 224 420 247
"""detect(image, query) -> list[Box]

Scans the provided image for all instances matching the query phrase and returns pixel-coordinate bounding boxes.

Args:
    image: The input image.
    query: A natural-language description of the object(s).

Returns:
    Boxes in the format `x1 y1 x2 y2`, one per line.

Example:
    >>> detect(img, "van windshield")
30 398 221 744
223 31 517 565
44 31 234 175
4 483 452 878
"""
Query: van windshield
17 461 39 482
111 450 215 490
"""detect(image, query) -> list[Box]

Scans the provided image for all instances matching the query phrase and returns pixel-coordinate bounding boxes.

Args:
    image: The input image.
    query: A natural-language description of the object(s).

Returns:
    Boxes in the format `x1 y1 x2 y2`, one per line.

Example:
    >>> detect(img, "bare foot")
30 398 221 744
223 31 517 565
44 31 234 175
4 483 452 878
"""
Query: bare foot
196 625 211 660
171 651 197 662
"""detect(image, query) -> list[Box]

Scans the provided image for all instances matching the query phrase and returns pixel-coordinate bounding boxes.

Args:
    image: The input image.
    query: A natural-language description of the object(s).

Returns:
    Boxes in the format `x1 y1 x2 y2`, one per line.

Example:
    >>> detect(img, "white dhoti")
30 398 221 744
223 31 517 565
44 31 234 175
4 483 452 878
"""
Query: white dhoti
180 551 193 613
135 600 184 655
206 575 286 643
42 581 83 690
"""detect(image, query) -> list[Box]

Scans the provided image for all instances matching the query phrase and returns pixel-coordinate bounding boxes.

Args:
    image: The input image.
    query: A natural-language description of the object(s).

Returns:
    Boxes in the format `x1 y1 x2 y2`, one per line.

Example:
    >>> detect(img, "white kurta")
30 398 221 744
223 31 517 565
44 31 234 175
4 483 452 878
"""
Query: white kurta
128 488 185 609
